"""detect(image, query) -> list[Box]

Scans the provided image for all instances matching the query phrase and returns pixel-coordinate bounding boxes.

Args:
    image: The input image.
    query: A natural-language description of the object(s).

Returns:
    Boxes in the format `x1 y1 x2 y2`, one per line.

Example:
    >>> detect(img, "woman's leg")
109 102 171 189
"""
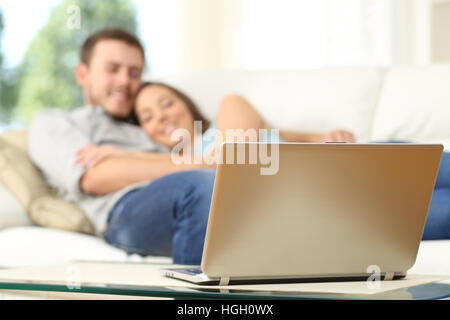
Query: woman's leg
423 188 450 240
104 170 215 265
434 151 450 189
422 151 450 240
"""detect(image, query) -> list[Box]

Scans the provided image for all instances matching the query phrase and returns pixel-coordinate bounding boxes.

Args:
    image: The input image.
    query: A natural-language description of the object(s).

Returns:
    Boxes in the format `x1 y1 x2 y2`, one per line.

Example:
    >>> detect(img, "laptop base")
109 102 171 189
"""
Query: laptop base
161 267 407 286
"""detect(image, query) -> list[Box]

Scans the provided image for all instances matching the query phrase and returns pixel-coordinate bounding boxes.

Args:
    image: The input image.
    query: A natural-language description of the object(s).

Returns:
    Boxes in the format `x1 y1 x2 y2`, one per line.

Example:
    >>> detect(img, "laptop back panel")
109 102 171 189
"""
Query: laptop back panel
201 143 443 279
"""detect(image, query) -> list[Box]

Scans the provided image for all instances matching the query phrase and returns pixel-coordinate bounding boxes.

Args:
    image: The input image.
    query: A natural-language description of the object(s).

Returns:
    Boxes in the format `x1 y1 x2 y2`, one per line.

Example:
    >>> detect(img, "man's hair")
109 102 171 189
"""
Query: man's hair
80 28 145 66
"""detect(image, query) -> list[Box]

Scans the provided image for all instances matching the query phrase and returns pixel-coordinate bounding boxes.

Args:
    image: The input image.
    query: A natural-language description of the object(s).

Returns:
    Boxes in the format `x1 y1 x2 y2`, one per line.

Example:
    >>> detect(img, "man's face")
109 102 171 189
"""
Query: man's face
77 39 144 119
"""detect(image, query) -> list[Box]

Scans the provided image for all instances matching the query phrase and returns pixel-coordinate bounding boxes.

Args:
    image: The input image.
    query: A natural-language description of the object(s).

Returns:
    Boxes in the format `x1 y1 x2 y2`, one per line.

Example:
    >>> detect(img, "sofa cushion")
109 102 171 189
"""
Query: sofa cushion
0 181 32 229
0 134 95 234
371 63 450 150
408 240 450 275
0 226 172 268
242 68 386 142
1 130 28 152
0 226 446 274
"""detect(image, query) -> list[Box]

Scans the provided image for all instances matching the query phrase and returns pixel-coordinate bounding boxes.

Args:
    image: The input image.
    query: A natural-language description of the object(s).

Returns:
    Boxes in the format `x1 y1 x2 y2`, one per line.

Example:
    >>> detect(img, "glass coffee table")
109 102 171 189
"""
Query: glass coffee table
0 261 448 300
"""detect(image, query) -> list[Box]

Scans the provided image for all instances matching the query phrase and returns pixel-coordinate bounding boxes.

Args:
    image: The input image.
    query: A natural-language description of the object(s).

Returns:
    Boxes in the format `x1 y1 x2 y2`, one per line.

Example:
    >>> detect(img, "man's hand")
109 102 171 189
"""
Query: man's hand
75 145 129 169
320 129 356 143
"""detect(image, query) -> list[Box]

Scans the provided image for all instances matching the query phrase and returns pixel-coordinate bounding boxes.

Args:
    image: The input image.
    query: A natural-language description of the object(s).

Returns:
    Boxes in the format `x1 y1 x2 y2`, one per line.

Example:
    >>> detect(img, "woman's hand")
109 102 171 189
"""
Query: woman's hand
75 145 129 169
320 129 356 143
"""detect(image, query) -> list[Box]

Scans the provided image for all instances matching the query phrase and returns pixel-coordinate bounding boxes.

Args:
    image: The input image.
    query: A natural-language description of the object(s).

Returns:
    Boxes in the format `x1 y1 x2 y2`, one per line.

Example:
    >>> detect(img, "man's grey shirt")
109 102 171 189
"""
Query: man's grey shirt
28 106 166 236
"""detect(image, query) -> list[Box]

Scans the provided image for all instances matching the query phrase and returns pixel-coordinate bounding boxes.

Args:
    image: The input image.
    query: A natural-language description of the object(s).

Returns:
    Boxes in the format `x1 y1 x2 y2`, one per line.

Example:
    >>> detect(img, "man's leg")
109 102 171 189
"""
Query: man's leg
104 170 215 265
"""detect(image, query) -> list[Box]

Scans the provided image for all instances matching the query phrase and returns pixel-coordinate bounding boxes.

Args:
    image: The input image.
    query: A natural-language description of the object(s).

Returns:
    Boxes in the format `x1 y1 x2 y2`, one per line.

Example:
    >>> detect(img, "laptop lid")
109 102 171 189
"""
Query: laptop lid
201 143 443 280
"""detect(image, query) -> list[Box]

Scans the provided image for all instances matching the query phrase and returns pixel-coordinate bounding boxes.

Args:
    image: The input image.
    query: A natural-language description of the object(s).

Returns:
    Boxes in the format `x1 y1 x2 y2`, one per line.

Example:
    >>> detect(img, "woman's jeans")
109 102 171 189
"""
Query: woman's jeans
423 151 450 240
105 152 450 265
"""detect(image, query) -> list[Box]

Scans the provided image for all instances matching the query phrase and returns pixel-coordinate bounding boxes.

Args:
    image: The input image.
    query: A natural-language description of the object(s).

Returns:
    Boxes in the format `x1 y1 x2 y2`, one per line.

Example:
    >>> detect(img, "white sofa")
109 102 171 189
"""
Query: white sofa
0 65 449 275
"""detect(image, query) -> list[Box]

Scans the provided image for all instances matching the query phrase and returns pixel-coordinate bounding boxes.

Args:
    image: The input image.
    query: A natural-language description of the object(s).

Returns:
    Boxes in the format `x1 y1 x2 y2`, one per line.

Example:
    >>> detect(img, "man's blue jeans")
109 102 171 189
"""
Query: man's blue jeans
105 153 449 265
105 170 216 265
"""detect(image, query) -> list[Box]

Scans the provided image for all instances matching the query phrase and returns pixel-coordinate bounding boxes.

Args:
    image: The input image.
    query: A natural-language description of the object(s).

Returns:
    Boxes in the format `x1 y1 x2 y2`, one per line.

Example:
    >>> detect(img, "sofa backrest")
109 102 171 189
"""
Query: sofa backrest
151 64 450 150
151 67 386 142
371 63 450 150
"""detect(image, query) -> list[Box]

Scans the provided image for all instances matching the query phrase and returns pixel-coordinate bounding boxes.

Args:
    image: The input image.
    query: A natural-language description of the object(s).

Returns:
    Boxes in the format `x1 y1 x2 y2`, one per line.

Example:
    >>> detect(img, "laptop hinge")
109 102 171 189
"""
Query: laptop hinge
384 272 395 281
219 276 230 286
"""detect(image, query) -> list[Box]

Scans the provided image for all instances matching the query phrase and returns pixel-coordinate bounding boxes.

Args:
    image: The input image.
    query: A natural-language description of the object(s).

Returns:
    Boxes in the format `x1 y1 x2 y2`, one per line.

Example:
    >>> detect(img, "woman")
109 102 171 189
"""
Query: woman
135 82 355 157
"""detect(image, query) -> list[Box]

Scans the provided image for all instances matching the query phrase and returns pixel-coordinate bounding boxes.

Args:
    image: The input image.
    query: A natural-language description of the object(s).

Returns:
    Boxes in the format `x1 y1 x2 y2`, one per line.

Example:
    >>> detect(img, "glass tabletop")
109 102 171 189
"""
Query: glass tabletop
0 261 448 300
0 277 449 300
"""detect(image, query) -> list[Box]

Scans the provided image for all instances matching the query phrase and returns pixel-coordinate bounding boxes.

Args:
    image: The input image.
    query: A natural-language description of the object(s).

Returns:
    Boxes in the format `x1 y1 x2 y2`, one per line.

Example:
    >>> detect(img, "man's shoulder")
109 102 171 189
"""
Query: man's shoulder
33 106 102 120
31 106 110 127
32 107 67 120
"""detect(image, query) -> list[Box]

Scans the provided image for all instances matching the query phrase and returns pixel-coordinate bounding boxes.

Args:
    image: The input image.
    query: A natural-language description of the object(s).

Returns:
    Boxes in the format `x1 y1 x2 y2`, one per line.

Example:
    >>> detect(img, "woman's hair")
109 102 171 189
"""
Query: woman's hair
132 82 211 133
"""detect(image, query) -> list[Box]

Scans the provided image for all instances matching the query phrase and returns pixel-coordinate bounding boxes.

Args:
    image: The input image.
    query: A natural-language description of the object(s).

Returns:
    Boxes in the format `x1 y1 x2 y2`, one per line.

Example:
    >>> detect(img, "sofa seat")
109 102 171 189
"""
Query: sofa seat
0 226 172 269
0 226 448 277
408 240 450 275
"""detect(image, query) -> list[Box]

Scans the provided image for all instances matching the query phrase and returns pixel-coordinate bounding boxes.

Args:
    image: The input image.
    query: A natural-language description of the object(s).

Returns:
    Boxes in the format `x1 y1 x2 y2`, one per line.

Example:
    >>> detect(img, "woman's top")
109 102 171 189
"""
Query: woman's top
193 121 284 156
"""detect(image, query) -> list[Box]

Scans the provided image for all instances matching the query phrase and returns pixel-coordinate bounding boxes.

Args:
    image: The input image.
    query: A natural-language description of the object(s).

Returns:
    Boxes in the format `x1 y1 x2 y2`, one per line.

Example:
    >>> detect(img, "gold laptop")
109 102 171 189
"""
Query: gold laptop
162 143 443 285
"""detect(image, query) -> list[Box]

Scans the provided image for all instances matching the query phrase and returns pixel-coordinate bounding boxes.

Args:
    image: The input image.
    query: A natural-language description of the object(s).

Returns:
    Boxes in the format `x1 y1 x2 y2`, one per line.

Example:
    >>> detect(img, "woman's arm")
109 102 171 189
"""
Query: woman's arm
280 129 355 143
216 94 355 143
216 94 269 141
279 130 324 143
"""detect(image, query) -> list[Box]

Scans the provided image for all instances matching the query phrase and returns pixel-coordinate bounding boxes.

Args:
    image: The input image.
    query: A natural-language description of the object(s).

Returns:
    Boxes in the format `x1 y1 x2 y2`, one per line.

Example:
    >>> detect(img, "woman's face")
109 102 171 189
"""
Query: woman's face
134 85 194 149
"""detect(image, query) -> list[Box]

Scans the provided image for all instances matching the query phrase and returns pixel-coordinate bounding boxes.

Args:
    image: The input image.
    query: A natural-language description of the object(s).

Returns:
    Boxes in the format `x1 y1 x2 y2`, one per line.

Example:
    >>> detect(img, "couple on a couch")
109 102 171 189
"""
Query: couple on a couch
29 29 450 266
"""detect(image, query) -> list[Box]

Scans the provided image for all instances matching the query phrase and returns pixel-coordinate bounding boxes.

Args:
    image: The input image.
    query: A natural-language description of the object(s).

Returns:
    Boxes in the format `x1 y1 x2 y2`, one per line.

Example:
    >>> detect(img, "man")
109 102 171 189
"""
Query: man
29 29 215 265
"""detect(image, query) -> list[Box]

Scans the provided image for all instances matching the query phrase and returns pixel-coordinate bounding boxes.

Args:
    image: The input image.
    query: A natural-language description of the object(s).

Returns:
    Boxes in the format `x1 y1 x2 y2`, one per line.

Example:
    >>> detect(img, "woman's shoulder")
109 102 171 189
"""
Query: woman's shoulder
207 120 217 130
